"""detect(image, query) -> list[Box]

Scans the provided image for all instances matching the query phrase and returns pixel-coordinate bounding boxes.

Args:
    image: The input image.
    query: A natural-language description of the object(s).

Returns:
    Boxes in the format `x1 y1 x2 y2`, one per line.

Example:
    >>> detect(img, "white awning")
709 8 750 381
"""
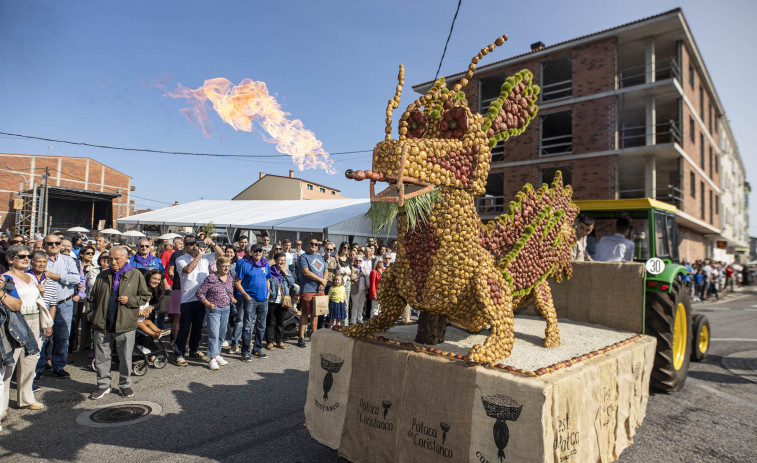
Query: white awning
117 199 394 238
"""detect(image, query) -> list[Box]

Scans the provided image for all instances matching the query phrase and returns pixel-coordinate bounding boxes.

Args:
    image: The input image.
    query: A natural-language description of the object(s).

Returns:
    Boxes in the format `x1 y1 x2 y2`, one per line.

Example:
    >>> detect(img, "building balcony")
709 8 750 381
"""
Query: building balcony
619 185 683 209
619 120 681 149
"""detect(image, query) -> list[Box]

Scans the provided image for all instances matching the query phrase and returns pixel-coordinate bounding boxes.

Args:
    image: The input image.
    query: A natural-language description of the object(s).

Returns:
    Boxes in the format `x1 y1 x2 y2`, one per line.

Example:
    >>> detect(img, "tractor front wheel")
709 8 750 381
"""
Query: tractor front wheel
645 281 693 392
691 313 710 362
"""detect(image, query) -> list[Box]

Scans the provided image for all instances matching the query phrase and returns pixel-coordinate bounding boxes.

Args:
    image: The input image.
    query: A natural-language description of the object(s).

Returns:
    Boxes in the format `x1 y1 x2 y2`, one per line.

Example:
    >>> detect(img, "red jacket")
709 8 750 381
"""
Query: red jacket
369 268 383 301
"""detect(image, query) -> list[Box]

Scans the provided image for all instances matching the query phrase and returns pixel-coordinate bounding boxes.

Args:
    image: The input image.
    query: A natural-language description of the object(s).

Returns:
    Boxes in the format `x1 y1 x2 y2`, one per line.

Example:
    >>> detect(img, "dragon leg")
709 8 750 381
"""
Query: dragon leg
533 280 560 348
342 266 405 338
466 270 515 365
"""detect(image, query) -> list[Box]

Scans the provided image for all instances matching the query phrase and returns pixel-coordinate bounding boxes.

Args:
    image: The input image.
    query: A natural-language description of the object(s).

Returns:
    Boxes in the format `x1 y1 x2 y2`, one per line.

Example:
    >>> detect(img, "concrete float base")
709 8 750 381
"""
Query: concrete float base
305 324 656 463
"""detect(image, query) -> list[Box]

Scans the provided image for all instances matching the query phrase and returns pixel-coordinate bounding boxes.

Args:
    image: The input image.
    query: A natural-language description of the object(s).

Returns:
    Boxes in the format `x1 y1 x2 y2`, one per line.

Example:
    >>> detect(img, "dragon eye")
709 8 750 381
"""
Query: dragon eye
406 110 427 139
441 107 468 139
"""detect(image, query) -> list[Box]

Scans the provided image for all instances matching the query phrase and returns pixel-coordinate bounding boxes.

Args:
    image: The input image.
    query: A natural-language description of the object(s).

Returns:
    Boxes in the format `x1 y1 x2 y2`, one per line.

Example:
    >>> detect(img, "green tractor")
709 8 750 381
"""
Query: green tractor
574 198 710 392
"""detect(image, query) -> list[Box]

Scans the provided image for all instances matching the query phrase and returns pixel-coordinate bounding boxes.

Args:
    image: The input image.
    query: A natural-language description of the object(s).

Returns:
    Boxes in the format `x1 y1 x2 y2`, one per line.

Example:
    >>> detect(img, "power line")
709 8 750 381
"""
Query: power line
0 131 372 158
434 0 463 81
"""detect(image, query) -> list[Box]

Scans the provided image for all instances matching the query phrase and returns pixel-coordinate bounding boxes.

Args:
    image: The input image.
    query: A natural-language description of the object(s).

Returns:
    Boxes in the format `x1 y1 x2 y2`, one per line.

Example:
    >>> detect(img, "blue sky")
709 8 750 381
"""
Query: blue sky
1 1 755 232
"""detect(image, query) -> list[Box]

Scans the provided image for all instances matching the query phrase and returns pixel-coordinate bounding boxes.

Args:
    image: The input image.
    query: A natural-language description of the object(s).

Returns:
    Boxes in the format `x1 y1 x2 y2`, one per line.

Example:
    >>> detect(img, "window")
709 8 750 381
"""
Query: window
319 187 326 193
709 189 713 224
689 63 694 88
479 74 506 114
540 111 572 155
708 103 712 131
715 194 719 214
715 154 719 173
689 117 695 143
540 166 572 187
331 191 336 195
690 172 696 198
700 134 705 168
709 148 713 177
700 182 705 220
699 86 704 117
541 57 572 101
306 184 314 190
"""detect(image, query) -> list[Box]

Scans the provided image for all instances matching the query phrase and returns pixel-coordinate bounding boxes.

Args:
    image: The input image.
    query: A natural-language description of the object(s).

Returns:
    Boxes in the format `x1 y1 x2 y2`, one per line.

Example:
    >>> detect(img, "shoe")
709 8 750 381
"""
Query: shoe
67 354 75 364
241 353 252 362
174 357 188 367
20 402 44 410
189 351 208 361
252 351 268 359
209 358 220 370
266 343 273 350
89 388 110 400
230 345 240 354
159 329 171 338
52 369 71 379
216 356 229 366
120 387 134 398
1 410 6 420
34 372 42 381
221 340 230 349
276 342 287 349
297 338 306 348
32 383 41 393
44 362 52 371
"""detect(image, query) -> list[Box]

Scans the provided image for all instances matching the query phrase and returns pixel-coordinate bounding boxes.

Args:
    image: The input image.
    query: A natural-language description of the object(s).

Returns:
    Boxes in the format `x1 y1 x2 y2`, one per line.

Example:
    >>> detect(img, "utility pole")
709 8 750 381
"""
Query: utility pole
43 166 50 235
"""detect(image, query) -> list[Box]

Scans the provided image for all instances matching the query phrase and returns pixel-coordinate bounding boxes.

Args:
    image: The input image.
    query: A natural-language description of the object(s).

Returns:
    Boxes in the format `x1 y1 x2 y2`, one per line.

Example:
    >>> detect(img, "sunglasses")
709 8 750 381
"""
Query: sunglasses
139 244 151 248
45 241 60 246
309 242 319 246
83 252 94 255
11 240 24 244
253 249 263 253
274 247 282 250
15 254 31 260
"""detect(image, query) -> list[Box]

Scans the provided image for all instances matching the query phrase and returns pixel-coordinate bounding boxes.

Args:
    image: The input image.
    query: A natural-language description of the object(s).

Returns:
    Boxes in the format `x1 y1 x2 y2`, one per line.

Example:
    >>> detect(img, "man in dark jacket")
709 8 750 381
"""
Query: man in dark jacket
87 246 150 400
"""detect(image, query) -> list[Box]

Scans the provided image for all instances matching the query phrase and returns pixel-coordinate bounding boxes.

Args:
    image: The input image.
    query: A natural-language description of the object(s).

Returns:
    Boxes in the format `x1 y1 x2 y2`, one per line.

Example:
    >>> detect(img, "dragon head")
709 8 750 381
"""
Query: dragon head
347 35 539 217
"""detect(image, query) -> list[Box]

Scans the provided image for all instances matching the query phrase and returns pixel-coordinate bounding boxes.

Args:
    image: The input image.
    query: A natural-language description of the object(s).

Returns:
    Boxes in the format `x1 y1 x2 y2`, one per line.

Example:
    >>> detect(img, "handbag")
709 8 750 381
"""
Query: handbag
313 295 329 316
36 297 54 330
280 284 293 309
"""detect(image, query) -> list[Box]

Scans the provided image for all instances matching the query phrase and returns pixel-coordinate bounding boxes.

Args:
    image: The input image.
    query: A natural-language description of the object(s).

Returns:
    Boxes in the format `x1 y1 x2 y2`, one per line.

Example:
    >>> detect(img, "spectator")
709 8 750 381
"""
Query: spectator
595 218 634 262
682 259 694 299
268 243 282 263
368 261 384 318
293 240 304 258
364 245 376 272
30 250 58 391
701 259 713 300
693 268 705 302
34 230 43 241
159 240 174 279
225 246 248 354
129 239 166 276
725 264 735 292
328 274 347 329
571 215 595 261
235 244 271 360
196 256 235 370
71 236 83 258
235 236 249 260
282 239 295 274
87 246 150 399
166 237 186 343
137 269 169 338
173 237 223 366
296 239 328 347
73 246 97 352
93 237 108 263
262 236 272 254
349 255 368 325
265 252 294 350
2 245 46 413
37 234 80 379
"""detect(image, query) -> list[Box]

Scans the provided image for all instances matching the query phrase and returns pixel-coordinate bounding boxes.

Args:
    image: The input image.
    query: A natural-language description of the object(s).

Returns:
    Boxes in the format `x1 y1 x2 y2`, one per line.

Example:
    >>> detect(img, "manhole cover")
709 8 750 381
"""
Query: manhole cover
722 350 757 384
77 401 162 428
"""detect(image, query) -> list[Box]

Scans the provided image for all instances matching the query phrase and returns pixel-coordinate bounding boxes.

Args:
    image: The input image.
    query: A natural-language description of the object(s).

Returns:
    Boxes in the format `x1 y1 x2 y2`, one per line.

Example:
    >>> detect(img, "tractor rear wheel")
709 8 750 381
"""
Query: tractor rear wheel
645 281 693 392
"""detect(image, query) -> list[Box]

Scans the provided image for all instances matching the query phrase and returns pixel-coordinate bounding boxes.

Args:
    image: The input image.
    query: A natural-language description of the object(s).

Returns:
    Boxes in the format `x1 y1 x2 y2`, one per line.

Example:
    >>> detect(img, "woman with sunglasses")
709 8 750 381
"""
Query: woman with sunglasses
2 245 46 414
76 246 97 353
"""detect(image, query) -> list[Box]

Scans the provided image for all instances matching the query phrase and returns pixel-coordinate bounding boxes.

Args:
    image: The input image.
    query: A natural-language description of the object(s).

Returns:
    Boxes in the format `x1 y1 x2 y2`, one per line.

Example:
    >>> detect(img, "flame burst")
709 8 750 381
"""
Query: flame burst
168 78 333 173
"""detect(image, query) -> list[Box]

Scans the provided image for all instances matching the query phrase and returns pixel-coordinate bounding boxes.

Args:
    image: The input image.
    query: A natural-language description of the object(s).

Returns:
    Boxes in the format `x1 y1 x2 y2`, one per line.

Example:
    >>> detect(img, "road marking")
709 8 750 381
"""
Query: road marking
710 295 749 304
697 306 731 311
689 379 757 410
711 338 757 342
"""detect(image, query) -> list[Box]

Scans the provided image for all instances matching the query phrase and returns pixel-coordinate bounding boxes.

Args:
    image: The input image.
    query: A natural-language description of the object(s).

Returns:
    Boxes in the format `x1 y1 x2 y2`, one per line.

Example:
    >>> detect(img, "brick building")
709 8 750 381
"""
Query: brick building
0 153 134 235
413 8 749 262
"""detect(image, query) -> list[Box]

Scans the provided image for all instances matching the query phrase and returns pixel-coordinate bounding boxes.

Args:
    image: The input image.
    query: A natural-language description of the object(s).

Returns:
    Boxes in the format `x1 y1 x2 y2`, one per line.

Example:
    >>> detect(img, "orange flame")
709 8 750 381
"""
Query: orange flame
168 77 333 173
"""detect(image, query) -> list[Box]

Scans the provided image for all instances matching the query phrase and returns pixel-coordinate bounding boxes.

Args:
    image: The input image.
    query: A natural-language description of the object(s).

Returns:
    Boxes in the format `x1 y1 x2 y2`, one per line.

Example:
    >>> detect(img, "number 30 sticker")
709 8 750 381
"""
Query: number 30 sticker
646 258 665 275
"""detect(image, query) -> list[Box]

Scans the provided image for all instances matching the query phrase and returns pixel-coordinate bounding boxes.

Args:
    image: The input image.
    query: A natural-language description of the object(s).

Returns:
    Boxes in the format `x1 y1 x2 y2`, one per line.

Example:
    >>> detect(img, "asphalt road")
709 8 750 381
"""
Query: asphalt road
0 288 755 462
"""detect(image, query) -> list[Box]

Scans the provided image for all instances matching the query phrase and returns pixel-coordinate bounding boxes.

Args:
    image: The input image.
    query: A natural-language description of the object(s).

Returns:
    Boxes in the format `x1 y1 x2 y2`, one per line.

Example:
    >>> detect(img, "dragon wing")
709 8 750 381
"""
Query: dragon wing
479 171 579 296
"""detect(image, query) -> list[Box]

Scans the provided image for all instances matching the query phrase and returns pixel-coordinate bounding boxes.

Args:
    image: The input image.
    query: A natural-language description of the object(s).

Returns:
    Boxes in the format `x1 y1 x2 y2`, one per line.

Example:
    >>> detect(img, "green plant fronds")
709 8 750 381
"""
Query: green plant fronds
364 188 441 235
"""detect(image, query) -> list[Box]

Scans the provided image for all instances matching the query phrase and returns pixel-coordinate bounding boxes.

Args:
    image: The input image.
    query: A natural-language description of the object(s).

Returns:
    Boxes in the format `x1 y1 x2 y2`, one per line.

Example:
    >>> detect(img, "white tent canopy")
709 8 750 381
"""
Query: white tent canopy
117 199 395 240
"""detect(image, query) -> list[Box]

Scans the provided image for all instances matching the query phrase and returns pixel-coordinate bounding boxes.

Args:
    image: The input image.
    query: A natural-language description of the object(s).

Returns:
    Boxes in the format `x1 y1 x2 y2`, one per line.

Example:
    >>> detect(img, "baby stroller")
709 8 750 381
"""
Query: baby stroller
89 329 169 376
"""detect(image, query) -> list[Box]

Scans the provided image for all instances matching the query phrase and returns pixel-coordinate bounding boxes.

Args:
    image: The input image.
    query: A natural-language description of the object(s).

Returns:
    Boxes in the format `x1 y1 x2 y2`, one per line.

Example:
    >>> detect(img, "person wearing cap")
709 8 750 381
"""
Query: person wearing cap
173 236 223 366
234 244 271 360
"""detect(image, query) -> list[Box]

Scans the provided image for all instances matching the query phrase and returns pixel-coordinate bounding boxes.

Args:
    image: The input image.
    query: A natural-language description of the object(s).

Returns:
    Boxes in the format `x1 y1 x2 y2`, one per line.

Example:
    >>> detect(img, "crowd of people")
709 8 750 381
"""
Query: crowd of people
0 230 397 424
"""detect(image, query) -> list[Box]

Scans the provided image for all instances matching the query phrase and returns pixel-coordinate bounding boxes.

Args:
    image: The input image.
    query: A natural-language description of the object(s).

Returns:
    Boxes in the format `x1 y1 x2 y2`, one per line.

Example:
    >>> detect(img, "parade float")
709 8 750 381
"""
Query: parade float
305 35 656 463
